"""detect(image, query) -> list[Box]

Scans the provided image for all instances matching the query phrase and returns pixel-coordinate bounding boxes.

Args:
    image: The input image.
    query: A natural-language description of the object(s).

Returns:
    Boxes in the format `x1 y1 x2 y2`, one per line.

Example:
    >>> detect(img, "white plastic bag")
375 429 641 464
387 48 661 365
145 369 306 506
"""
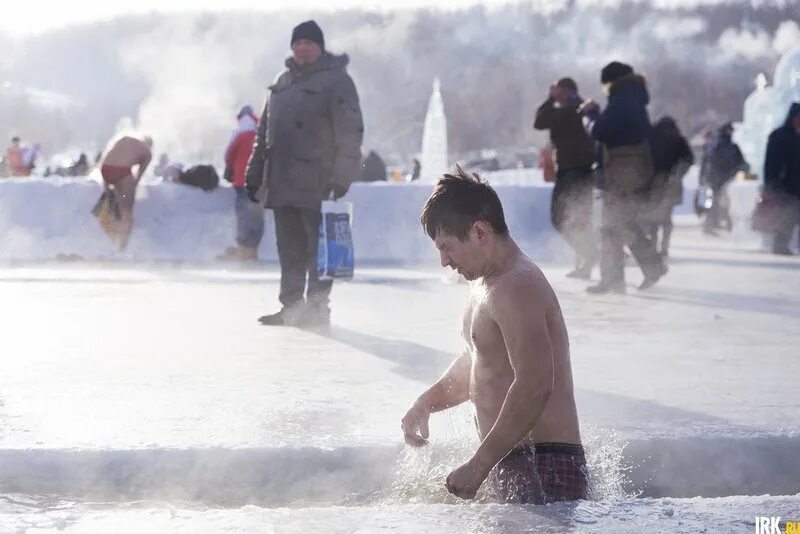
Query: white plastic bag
317 200 354 281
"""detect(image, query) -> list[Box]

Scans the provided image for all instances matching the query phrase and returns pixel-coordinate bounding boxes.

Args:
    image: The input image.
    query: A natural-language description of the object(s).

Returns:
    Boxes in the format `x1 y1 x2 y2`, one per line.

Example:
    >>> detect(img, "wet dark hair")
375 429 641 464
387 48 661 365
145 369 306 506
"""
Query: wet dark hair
420 165 509 241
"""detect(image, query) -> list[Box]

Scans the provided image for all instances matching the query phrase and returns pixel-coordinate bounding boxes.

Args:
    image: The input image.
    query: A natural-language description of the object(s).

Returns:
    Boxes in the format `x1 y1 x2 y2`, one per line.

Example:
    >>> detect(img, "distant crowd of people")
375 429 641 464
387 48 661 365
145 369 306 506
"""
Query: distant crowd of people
534 62 799 294
2 20 797 283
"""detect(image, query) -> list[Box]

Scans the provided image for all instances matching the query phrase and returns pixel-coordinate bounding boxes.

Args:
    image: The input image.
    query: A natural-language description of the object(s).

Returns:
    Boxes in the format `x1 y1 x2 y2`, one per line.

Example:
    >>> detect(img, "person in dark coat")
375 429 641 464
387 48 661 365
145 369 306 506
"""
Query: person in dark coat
410 158 421 181
699 123 748 234
361 150 387 182
642 116 694 257
581 61 666 294
534 77 598 279
245 20 364 327
764 102 800 255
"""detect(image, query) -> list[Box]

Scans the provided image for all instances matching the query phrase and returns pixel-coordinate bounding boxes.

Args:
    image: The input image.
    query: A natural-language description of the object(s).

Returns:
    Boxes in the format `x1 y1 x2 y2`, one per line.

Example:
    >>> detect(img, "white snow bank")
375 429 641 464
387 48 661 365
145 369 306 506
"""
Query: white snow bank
0 171 761 263
0 176 565 263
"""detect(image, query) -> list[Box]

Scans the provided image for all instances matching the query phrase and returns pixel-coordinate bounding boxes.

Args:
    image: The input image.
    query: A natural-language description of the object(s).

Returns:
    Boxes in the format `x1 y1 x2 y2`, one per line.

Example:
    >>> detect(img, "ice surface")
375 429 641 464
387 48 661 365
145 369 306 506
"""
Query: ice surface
0 223 798 531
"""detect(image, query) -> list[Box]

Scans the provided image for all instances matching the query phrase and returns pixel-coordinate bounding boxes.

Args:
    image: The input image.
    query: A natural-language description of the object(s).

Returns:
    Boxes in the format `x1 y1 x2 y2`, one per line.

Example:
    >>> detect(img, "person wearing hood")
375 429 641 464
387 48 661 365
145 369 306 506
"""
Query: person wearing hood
534 77 598 279
219 105 264 261
245 20 364 326
361 150 387 182
764 102 800 255
699 122 748 235
581 61 666 294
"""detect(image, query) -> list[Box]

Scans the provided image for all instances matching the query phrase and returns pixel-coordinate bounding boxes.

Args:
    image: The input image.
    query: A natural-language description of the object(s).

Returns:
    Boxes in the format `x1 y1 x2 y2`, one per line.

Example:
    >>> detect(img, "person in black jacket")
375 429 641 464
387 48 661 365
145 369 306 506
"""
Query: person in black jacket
581 61 666 294
534 77 598 279
361 150 387 182
699 123 748 234
764 102 800 255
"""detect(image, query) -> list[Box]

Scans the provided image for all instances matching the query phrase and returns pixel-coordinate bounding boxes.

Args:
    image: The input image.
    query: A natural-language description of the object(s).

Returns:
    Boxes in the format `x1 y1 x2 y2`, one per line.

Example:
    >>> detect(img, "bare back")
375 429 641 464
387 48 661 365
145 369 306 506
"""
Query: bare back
463 253 581 446
102 136 151 169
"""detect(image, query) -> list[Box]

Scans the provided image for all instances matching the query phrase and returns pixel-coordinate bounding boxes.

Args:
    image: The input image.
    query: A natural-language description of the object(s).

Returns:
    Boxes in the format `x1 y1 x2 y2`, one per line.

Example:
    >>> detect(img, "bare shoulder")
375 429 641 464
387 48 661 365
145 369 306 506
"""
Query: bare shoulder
487 256 555 319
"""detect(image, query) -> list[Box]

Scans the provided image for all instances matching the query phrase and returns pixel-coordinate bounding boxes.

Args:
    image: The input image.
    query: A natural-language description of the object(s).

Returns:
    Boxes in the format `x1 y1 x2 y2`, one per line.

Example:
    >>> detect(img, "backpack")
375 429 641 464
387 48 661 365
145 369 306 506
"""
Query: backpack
180 165 219 191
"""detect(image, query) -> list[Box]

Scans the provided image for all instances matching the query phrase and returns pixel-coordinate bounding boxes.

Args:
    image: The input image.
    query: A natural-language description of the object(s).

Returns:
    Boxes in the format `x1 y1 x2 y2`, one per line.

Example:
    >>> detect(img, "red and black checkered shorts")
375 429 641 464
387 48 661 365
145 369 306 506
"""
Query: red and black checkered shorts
493 443 589 504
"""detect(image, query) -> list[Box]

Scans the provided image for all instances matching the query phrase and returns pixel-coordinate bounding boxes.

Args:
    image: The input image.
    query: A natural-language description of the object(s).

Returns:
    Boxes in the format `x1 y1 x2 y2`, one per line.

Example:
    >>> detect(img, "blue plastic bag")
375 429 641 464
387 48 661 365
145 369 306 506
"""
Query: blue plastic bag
317 200 354 281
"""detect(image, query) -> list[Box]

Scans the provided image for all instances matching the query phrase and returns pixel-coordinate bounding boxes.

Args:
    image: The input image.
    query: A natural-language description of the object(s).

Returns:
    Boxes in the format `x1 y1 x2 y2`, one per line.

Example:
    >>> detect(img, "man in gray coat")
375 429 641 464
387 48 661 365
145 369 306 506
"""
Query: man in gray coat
246 20 364 326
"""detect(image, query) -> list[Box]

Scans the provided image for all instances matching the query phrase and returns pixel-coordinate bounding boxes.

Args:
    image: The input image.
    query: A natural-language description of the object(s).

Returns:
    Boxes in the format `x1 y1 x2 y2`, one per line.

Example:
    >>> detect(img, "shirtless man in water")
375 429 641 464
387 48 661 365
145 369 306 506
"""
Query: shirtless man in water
401 166 587 504
99 135 153 251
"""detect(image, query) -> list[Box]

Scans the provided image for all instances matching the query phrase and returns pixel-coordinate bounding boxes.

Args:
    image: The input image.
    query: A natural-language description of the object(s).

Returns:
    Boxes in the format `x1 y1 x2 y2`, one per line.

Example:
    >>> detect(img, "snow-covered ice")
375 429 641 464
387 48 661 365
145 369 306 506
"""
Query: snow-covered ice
0 220 798 532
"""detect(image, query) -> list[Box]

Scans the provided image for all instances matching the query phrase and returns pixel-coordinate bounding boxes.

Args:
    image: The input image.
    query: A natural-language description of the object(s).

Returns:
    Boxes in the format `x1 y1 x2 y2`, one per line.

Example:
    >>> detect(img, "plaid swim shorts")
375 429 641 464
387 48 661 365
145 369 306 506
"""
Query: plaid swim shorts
493 442 589 504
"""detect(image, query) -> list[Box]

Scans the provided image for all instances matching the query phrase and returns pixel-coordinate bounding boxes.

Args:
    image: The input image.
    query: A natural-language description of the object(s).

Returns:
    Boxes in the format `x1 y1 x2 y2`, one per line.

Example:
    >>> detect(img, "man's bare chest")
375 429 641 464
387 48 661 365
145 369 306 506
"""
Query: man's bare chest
463 298 505 360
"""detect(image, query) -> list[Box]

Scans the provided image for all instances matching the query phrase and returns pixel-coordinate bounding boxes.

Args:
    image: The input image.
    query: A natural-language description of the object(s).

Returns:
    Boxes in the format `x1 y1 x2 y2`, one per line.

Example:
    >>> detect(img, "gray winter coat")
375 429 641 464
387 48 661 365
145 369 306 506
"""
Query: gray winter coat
245 53 364 210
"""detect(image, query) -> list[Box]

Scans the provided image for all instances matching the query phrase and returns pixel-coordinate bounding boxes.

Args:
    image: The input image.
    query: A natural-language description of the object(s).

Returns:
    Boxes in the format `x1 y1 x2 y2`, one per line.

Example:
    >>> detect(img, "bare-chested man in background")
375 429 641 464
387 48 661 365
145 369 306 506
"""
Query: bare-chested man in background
99 135 153 251
401 166 588 504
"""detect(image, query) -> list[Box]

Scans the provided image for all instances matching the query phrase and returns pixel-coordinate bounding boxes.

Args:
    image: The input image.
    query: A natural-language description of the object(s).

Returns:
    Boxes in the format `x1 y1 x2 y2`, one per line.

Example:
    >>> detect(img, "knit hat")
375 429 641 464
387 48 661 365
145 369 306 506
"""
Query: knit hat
556 77 578 92
601 61 633 84
291 20 325 51
237 105 255 120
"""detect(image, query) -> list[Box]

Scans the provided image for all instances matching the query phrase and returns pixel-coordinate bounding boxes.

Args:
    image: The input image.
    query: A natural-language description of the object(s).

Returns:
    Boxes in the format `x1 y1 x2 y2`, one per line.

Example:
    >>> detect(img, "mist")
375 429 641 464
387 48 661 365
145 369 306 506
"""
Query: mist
0 0 797 166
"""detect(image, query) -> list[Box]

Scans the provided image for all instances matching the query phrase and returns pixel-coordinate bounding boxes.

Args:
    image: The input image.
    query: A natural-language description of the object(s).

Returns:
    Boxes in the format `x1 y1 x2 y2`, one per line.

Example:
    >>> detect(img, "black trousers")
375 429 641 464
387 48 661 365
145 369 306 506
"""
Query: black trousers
551 167 597 268
703 184 732 232
774 197 800 254
600 190 664 285
273 207 332 308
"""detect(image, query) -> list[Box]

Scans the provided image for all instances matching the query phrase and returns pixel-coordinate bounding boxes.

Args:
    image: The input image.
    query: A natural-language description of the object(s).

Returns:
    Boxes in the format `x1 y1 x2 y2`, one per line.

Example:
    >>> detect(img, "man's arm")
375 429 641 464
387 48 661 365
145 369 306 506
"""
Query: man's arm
135 150 152 181
474 283 555 470
590 102 624 143
328 73 364 197
224 133 239 170
401 351 471 446
417 351 471 412
763 131 783 194
245 95 270 195
533 97 556 130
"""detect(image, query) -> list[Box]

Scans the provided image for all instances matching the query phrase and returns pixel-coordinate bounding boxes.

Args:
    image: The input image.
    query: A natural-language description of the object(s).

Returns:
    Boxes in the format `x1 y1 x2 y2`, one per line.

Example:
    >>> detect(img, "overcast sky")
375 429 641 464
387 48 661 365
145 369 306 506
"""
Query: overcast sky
0 0 514 37
1 0 747 37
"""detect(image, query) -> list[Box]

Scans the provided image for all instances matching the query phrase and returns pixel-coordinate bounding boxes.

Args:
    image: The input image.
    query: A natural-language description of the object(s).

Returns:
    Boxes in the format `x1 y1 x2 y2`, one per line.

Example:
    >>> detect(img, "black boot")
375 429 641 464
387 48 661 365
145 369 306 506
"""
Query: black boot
638 263 668 291
297 303 331 328
566 263 593 280
586 281 626 295
258 303 304 326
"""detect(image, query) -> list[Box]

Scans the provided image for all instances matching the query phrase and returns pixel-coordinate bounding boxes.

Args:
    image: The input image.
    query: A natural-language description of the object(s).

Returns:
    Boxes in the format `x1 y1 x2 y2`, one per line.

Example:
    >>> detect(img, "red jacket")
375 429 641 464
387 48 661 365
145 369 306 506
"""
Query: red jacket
225 115 258 188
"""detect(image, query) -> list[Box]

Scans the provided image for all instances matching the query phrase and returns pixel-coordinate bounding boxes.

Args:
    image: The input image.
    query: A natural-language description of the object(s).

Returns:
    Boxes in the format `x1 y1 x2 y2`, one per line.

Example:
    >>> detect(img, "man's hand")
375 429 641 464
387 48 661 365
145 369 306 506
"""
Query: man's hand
578 99 600 115
445 457 491 500
327 183 348 201
401 401 430 447
245 183 260 203
548 83 560 100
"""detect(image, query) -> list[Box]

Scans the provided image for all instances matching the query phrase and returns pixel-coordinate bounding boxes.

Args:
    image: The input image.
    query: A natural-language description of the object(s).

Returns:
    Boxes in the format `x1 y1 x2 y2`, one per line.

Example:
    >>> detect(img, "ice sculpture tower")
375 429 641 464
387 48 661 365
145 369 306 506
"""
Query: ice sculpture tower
734 45 800 180
420 78 448 183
